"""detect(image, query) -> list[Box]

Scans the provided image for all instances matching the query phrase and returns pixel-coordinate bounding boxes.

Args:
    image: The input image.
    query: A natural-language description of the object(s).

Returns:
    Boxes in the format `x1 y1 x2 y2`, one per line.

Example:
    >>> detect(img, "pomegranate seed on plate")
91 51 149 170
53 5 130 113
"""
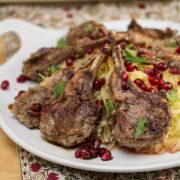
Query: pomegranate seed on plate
98 147 107 157
1 80 9 90
93 80 102 90
148 76 159 86
160 82 173 91
17 75 27 83
99 77 106 85
126 63 137 72
89 148 98 158
140 84 148 91
137 51 145 57
176 47 180 54
156 72 163 79
87 48 94 54
101 150 113 161
121 71 129 82
134 78 144 87
138 3 146 9
66 57 75 67
92 138 102 149
156 63 167 71
31 103 42 112
75 149 82 158
144 68 154 76
169 67 180 74
147 87 156 93
178 81 180 85
81 149 91 159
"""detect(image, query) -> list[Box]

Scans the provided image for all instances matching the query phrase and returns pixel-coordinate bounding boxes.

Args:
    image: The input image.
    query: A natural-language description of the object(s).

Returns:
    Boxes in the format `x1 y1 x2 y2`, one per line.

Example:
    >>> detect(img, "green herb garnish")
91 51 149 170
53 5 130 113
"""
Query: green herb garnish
48 64 59 75
165 42 177 48
54 80 66 98
57 37 67 48
105 99 116 114
123 47 147 63
85 23 94 32
167 89 180 101
135 116 148 139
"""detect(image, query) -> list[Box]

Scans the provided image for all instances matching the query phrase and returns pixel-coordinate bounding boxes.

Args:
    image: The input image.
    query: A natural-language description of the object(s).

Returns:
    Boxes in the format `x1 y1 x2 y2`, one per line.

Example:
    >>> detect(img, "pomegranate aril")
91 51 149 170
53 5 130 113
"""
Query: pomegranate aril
92 138 102 149
147 87 156 93
144 68 154 76
93 80 102 90
101 150 113 161
81 149 91 159
138 3 146 9
66 57 75 67
17 75 27 83
134 78 144 87
31 103 42 112
15 90 26 99
140 84 148 91
75 149 82 158
148 76 159 86
98 147 107 157
178 81 180 86
176 47 180 54
1 80 9 90
99 78 105 85
89 148 98 158
169 67 180 74
160 82 173 91
126 63 137 72
121 71 129 82
87 48 93 54
156 72 163 79
121 82 129 90
156 63 167 71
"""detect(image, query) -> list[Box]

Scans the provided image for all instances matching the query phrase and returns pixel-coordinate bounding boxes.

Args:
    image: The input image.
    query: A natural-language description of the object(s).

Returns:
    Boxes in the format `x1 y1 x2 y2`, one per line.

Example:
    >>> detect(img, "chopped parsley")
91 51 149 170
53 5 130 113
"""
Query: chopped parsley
57 37 67 48
105 99 116 115
123 47 147 63
165 42 177 48
48 64 59 75
54 80 66 98
135 116 148 139
167 89 180 101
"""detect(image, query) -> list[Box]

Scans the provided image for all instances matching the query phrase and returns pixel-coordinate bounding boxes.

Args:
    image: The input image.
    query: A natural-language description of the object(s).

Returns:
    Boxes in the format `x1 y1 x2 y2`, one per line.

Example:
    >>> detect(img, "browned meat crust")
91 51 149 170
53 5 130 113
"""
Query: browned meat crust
110 45 171 148
40 52 106 147
12 69 74 128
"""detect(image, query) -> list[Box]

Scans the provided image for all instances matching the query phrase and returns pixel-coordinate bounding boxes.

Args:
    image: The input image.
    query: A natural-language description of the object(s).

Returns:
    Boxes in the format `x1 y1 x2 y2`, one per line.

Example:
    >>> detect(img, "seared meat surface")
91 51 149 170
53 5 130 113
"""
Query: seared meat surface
40 52 106 147
23 37 108 81
110 46 171 148
67 21 108 44
13 69 74 128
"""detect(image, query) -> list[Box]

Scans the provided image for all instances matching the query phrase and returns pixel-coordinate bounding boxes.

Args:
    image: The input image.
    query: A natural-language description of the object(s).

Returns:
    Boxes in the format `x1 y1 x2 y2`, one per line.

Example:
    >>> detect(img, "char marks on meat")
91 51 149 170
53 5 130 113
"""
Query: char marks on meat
12 69 74 128
40 52 106 147
110 45 171 148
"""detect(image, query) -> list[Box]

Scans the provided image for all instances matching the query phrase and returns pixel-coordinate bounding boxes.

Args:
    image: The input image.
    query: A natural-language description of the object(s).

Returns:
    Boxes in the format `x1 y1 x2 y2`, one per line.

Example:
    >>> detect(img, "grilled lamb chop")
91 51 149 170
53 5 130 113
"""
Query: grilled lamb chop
128 19 176 39
23 37 108 81
110 45 171 148
67 21 108 45
40 51 106 147
12 68 74 128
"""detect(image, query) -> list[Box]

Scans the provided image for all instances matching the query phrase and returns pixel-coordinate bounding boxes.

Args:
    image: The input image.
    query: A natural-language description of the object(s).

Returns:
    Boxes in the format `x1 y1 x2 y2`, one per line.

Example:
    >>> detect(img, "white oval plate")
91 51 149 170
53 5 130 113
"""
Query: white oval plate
0 19 180 173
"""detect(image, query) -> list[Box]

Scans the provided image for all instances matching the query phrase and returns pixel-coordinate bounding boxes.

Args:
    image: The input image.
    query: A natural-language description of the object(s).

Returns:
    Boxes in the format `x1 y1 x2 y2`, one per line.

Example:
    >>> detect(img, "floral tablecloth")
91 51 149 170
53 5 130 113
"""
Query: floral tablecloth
18 146 180 180
1 1 180 179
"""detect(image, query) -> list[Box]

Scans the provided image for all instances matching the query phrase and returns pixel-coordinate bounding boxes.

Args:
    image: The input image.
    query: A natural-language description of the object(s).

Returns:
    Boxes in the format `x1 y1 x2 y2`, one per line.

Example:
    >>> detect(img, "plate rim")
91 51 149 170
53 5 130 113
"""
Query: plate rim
0 18 180 173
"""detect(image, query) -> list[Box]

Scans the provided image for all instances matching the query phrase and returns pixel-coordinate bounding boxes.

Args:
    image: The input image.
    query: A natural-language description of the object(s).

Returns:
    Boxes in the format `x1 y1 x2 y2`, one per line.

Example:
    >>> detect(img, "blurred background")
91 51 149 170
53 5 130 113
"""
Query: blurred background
0 0 179 28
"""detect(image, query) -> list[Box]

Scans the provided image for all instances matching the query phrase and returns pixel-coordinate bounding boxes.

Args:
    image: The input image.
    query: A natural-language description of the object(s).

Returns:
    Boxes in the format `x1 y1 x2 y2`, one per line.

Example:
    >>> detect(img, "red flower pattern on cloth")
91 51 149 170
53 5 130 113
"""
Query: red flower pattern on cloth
47 172 59 180
30 162 41 172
